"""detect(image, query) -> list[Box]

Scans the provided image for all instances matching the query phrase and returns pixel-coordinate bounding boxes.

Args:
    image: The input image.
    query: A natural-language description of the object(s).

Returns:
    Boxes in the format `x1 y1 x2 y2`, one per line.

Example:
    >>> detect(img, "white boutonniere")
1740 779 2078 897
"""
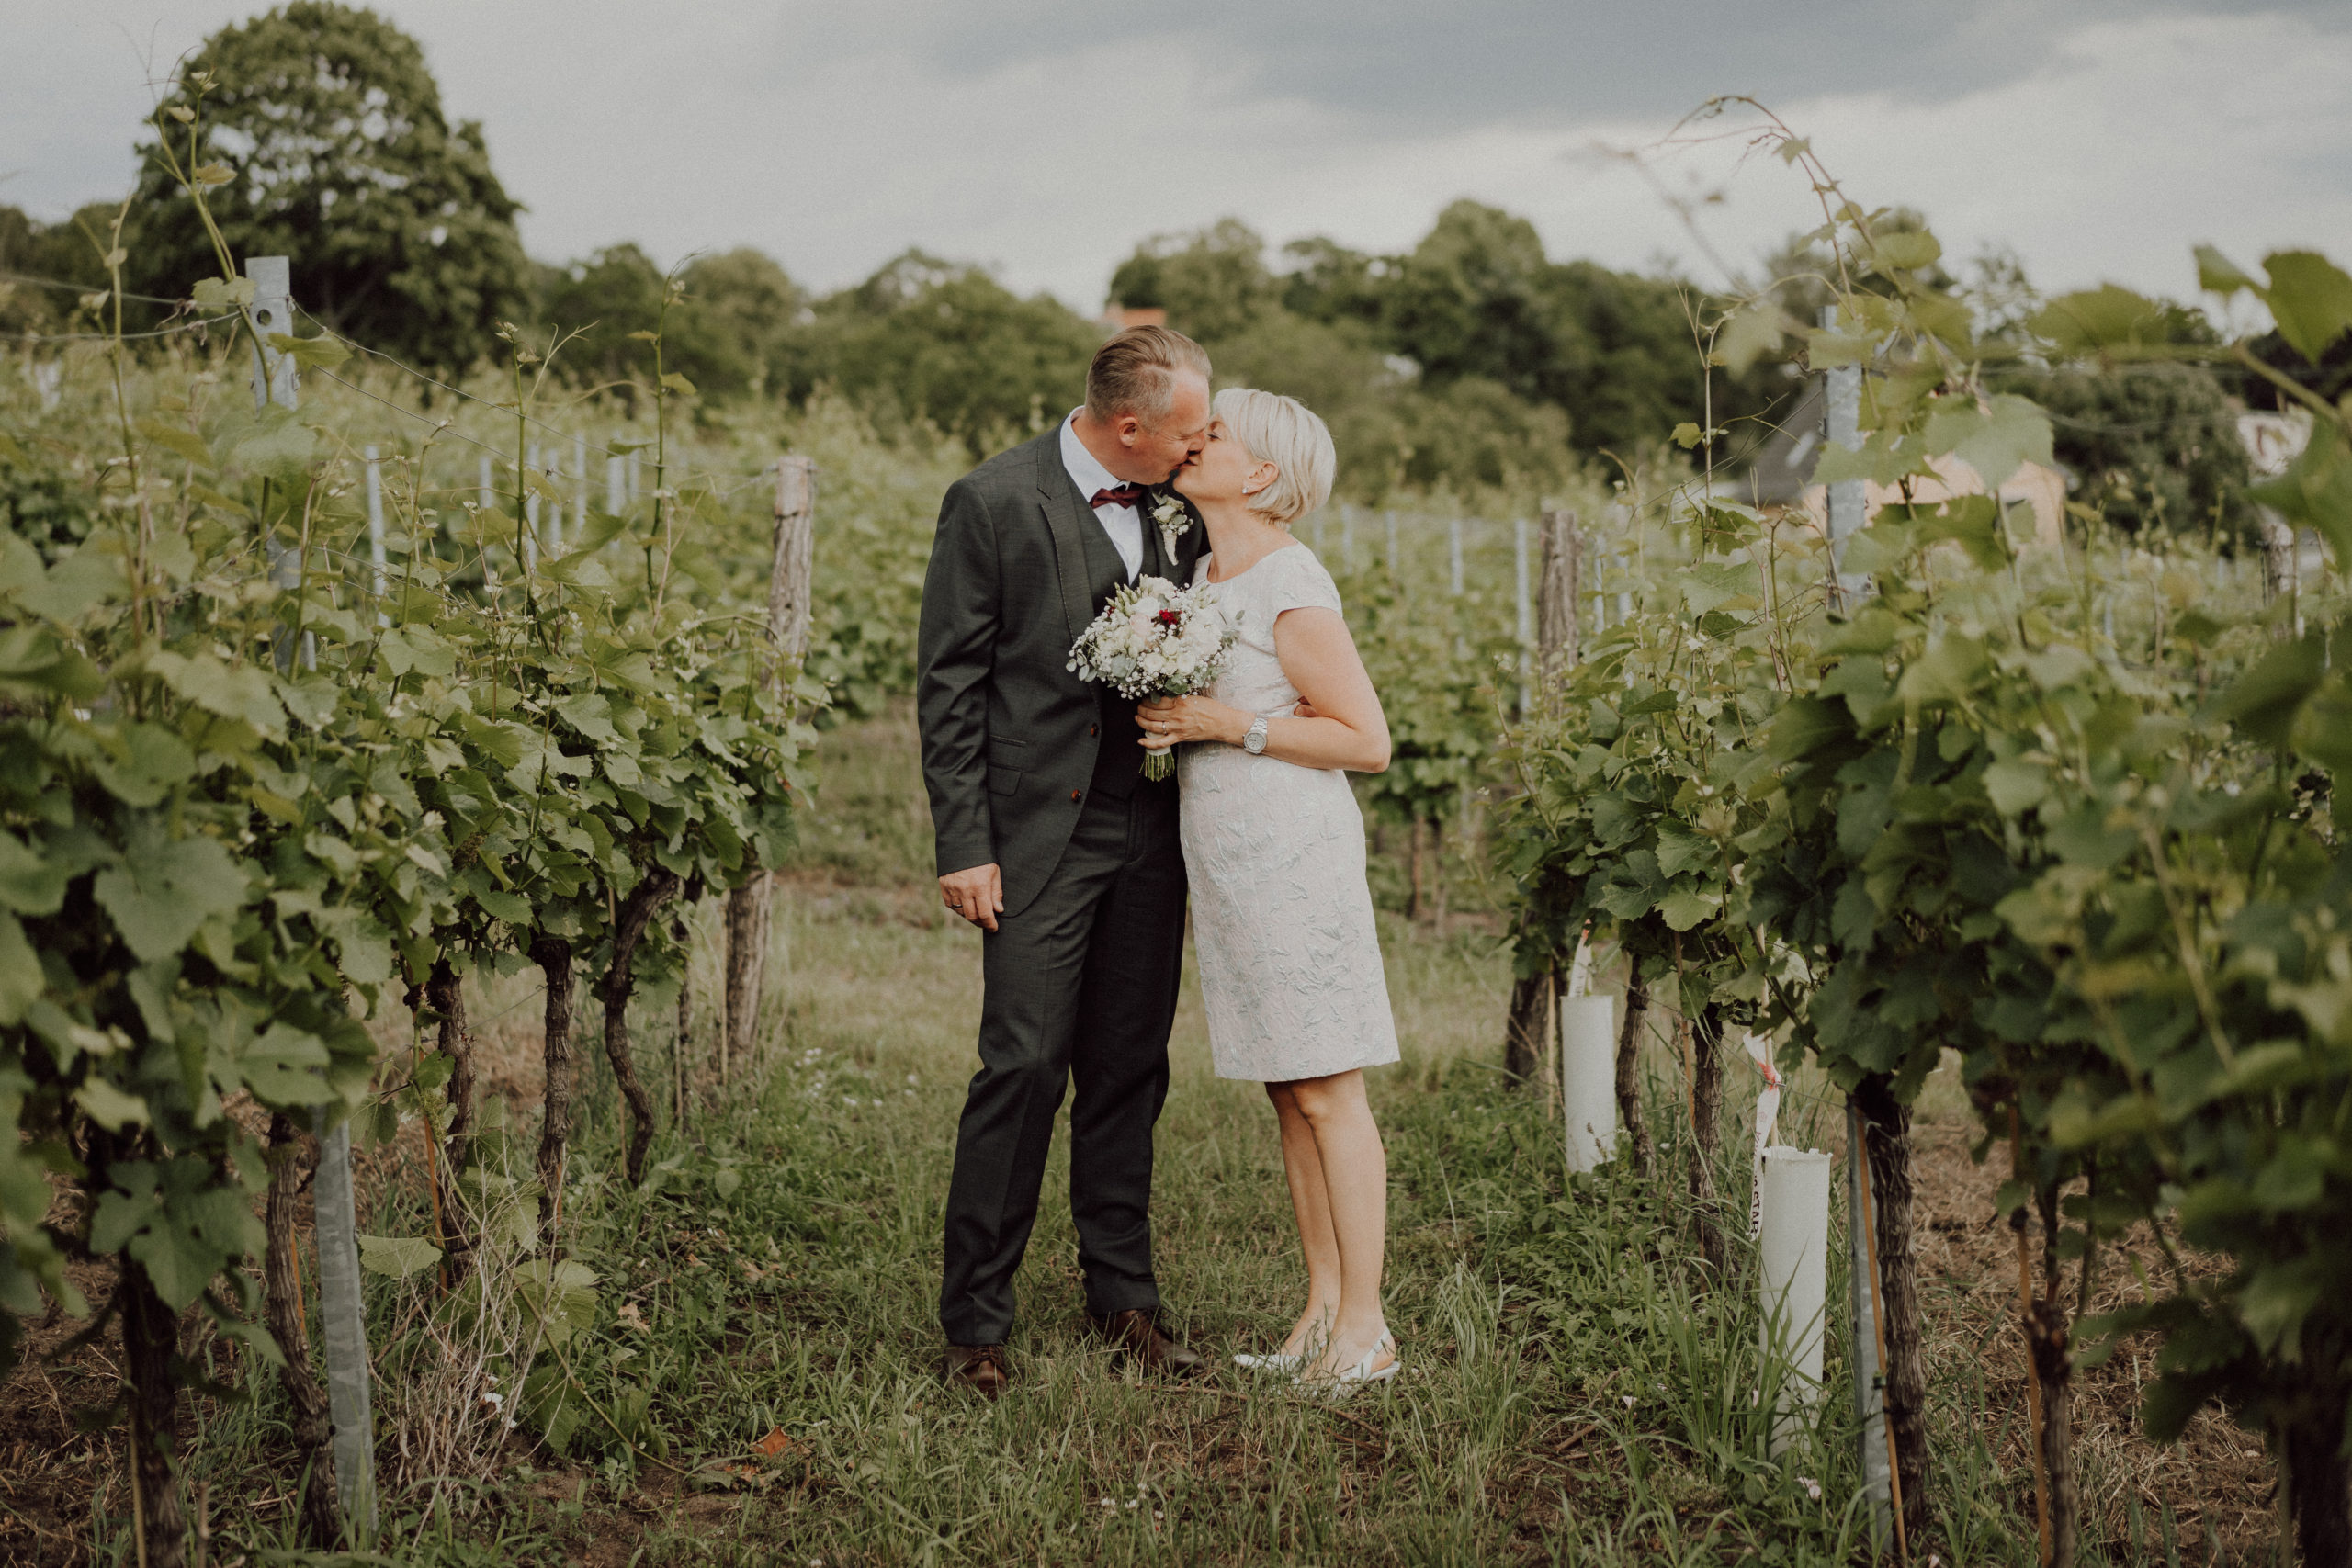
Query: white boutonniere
1149 492 1192 561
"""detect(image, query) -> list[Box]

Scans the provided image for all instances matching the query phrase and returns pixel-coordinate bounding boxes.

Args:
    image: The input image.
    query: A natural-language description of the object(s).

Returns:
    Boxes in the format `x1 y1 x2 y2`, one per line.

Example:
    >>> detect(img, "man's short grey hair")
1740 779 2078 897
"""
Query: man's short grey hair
1086 324 1211 427
1214 387 1335 528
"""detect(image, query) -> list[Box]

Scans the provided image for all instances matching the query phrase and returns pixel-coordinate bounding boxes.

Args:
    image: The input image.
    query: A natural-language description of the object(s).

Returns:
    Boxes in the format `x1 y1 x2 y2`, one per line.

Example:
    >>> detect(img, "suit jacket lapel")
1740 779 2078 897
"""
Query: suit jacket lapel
1035 440 1102 644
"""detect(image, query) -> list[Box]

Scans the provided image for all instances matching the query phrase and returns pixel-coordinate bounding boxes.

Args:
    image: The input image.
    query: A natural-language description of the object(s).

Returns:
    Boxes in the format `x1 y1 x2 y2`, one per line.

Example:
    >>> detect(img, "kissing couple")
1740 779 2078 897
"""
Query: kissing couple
915 324 1403 1399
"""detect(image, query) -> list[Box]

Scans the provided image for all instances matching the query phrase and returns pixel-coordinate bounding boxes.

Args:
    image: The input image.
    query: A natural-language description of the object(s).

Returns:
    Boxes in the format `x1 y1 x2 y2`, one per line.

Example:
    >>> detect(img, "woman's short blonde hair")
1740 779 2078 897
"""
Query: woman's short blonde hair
1214 387 1334 527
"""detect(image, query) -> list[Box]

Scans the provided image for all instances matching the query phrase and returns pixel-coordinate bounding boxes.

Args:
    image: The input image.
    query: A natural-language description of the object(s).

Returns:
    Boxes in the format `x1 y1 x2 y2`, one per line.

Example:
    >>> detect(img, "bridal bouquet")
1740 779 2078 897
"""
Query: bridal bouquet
1067 576 1235 781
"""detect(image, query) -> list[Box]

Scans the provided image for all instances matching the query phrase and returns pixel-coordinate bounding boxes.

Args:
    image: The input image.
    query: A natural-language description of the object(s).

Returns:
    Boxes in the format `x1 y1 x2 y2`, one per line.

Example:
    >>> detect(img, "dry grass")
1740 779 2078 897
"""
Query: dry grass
1905 1106 2278 1562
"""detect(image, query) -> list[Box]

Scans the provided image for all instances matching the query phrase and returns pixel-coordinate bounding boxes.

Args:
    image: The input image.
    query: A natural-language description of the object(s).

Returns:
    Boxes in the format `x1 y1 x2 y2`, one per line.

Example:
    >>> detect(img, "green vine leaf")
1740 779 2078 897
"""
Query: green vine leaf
356 1233 444 1280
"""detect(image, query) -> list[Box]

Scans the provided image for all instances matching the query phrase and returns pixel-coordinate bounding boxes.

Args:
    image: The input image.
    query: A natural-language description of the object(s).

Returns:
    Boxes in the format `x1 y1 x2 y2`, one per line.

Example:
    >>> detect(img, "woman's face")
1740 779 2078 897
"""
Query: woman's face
1172 418 1269 505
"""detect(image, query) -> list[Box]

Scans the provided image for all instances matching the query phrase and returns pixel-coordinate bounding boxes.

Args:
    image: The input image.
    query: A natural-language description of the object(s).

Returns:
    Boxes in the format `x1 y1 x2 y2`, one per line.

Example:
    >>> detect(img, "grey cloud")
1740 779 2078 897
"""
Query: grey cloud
786 0 2346 129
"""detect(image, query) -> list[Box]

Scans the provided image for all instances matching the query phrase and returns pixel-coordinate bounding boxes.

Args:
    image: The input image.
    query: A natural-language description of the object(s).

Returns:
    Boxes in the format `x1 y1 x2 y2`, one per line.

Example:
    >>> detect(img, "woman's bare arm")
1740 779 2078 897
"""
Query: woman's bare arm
1138 606 1390 773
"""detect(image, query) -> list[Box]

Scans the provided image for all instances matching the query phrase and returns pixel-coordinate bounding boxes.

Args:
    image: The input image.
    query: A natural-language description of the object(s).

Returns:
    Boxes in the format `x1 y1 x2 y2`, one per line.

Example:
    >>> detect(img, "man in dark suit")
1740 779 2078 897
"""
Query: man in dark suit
916 325 1214 1395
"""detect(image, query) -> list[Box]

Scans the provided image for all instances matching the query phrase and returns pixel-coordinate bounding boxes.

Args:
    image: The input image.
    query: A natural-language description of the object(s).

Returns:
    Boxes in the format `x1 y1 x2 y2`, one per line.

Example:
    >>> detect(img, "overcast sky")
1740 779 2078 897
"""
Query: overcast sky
6 1 2349 314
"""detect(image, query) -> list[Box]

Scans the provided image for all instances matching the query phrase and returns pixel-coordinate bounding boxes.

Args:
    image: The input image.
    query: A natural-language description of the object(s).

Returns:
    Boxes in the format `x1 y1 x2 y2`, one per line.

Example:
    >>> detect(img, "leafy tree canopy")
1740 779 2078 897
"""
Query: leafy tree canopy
537 244 803 402
127 1 530 371
2244 324 2352 411
0 204 116 335
1383 200 1562 400
781 251 1098 457
2030 361 2252 539
1113 202 1791 466
1109 219 1282 344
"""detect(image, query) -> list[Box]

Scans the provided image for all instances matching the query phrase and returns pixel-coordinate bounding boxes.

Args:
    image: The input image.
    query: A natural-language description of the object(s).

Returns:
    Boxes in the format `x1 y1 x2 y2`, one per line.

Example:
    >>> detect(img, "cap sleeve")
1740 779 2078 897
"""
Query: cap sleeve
1268 546 1344 618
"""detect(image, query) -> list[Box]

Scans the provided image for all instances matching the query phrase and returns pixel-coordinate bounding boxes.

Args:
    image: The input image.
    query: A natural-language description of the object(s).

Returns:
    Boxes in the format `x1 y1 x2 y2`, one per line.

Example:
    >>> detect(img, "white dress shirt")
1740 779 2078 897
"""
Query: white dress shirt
1058 409 1144 581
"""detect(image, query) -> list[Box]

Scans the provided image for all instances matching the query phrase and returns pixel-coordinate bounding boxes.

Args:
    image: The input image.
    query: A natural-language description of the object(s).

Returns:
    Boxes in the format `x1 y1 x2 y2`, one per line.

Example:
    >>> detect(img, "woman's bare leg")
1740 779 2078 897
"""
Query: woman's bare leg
1267 1082 1340 1358
1286 1069 1393 1378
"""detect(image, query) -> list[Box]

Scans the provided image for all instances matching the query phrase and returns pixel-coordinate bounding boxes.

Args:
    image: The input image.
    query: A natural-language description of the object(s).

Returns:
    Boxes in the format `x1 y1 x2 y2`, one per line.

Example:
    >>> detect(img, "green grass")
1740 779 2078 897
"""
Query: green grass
73 707 2086 1566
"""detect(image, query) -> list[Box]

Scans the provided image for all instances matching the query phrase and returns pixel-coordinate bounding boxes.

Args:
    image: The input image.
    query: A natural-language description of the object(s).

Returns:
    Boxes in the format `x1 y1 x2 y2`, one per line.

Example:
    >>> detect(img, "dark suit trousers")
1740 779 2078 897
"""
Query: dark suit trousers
938 783 1185 1346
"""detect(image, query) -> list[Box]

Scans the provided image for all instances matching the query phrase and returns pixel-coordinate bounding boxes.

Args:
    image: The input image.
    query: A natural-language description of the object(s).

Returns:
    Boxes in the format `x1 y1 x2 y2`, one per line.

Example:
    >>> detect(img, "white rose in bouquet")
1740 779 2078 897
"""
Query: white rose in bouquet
1067 575 1236 782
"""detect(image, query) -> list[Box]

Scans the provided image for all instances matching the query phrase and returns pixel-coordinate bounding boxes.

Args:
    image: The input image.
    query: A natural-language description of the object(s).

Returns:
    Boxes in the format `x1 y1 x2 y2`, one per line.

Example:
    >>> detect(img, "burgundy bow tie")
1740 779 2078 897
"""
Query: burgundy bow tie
1089 485 1147 510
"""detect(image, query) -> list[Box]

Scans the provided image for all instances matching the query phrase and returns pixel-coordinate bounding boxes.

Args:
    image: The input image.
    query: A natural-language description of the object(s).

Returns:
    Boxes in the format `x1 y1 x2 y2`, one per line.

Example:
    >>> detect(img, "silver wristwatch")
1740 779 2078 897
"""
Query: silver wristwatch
1242 716 1270 755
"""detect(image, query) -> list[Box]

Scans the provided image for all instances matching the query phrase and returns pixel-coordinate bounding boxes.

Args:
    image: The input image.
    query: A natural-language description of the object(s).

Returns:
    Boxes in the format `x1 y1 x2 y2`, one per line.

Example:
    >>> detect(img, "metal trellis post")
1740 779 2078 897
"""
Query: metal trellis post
312 1111 377 1536
247 256 377 1539
364 445 388 627
244 256 296 412
1821 306 1868 603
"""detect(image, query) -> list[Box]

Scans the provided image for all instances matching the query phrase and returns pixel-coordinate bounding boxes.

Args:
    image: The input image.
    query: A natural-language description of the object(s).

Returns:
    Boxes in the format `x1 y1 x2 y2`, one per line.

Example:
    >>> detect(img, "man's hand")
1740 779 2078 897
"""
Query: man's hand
939 863 1004 931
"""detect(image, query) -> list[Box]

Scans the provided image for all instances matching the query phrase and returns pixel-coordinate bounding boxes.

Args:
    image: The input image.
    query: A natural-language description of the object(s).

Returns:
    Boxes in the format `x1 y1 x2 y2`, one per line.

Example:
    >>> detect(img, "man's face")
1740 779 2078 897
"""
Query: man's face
1122 371 1212 482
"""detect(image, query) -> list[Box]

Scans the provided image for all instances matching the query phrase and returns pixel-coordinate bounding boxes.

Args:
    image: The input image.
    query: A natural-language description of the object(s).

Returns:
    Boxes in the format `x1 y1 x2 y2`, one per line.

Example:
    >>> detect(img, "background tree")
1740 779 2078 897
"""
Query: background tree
1111 205 1792 484
1108 219 1281 344
1381 201 1566 411
1280 235 1392 332
539 243 803 401
677 247 804 396
2033 361 2251 538
2243 324 2352 411
779 251 1097 457
537 243 670 393
0 204 114 335
127 1 529 371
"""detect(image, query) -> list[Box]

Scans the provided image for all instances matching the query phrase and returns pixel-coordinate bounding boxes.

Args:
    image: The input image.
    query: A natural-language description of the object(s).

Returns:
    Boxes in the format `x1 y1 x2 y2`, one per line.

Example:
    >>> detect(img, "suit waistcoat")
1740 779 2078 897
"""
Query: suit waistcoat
1073 491 1170 801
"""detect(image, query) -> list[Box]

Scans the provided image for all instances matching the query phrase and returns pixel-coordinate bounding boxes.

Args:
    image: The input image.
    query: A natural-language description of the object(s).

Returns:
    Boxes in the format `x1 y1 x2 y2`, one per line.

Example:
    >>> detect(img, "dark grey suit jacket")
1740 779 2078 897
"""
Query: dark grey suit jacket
916 428 1205 917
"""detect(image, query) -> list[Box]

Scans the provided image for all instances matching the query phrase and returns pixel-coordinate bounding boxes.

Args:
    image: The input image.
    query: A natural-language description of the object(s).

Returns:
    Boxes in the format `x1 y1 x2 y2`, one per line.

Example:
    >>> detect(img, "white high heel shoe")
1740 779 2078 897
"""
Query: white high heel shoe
1294 1331 1399 1401
1238 1316 1334 1374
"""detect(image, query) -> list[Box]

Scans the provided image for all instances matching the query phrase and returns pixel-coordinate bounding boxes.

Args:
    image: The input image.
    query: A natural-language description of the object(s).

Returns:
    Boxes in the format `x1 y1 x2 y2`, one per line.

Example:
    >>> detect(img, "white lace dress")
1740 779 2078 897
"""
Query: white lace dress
1179 544 1400 1082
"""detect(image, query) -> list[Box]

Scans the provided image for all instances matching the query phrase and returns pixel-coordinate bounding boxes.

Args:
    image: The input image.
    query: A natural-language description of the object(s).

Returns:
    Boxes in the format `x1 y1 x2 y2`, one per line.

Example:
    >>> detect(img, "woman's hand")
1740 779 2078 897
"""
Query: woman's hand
1137 695 1248 751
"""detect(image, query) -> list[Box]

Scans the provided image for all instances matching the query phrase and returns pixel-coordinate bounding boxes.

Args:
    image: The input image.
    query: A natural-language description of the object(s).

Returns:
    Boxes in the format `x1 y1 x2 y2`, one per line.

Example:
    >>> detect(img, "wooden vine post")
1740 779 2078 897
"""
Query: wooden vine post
1689 998 1726 1274
723 456 816 1079
530 936 576 1236
1849 1100 1897 1553
1502 509 1583 1094
262 1115 340 1547
1852 1080 1928 1557
1536 509 1580 692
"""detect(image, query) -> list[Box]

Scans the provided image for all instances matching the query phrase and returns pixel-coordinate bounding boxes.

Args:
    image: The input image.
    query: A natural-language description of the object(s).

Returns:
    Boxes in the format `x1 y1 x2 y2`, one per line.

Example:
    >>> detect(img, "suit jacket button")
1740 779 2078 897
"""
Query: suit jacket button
1070 789 1082 803
1089 723 1099 737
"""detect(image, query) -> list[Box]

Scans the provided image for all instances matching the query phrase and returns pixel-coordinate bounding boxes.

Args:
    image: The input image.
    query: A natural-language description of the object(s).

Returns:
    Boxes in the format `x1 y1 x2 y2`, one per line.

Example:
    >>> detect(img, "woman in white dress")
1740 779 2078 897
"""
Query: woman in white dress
1137 388 1401 1393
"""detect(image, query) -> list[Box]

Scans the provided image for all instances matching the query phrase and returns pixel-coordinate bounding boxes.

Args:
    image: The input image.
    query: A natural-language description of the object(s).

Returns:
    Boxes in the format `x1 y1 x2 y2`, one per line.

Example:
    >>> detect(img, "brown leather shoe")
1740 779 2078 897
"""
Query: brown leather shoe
1090 1309 1206 1379
942 1344 1011 1398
